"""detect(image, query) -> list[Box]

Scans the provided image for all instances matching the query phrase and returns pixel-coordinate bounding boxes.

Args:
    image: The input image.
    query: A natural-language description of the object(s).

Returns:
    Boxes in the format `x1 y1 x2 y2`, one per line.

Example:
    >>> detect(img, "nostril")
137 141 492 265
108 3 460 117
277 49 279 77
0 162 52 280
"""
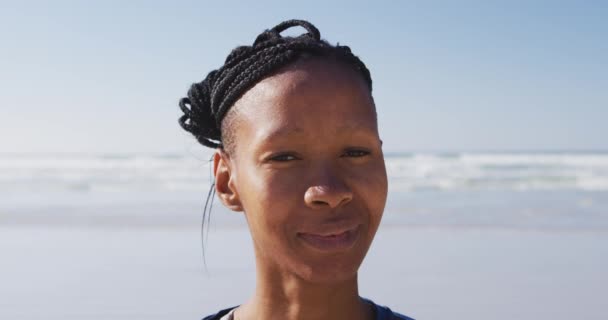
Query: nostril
304 184 353 209
312 200 327 206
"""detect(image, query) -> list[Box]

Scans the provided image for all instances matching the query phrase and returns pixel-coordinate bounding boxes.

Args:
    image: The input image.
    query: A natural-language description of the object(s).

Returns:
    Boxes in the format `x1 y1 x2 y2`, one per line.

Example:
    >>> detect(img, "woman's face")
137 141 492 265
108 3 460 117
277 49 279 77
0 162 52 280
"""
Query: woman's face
216 58 387 284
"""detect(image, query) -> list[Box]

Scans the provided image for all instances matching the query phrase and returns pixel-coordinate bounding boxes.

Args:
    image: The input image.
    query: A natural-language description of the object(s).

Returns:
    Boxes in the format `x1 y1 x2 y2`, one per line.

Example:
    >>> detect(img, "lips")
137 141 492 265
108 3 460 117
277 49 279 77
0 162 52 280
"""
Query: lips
297 225 360 252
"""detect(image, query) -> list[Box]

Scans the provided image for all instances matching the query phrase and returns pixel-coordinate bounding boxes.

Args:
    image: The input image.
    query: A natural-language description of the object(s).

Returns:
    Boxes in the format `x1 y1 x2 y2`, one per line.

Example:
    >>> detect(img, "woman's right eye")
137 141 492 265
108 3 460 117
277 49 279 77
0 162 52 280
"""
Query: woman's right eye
269 153 298 162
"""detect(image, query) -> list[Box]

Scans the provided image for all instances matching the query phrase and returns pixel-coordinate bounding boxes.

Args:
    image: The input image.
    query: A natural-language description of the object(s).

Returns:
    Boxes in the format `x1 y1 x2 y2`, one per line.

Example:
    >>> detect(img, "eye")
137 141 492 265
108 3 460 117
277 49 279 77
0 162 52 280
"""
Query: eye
268 153 299 162
342 149 371 158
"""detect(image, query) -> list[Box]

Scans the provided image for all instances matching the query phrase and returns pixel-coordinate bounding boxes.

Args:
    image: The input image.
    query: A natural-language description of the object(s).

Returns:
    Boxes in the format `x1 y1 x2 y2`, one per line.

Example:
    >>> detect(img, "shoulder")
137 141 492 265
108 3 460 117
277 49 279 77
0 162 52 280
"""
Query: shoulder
364 298 415 320
201 306 237 320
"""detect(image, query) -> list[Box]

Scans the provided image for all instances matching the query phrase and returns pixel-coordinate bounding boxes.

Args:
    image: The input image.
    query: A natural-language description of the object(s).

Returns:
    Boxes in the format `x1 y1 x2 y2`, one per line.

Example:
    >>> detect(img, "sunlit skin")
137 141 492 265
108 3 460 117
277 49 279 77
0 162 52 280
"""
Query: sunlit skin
213 58 388 320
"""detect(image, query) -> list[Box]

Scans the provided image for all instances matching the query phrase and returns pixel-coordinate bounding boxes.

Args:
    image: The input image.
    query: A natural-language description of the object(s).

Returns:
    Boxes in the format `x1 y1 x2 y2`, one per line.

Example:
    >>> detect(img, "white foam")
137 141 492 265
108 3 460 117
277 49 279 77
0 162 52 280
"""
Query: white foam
1 153 608 192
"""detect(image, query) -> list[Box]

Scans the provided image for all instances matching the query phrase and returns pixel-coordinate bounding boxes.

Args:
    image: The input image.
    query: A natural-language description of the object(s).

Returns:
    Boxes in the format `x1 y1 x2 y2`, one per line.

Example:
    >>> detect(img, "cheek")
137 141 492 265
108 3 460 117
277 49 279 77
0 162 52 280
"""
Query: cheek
349 161 388 212
243 168 304 213
238 168 311 268
237 165 304 238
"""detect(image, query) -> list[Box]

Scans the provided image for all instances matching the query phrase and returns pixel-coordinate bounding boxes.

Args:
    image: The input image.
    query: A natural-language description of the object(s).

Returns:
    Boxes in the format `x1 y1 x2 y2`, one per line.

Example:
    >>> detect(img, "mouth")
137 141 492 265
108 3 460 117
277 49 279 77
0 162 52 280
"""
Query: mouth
297 225 360 252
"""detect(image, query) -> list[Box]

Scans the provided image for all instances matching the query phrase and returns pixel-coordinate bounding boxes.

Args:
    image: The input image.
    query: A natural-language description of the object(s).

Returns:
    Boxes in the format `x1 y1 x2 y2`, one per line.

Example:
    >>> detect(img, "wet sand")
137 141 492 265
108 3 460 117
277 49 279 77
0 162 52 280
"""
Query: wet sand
1 223 606 320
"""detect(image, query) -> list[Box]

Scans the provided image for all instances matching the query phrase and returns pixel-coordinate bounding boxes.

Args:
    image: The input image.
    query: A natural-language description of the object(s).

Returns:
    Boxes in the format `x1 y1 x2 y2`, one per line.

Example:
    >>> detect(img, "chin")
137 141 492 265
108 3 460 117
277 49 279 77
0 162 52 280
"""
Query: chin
292 253 365 285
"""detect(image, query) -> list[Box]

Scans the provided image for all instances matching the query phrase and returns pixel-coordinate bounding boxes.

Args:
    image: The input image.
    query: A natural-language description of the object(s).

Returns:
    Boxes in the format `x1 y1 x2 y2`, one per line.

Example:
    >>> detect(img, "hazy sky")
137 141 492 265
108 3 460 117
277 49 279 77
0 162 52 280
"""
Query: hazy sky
1 1 606 153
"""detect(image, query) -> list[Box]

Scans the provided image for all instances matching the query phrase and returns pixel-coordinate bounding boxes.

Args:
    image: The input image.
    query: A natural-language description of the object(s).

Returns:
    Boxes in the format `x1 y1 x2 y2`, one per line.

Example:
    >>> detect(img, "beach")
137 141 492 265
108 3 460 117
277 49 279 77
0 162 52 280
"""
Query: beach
2 223 606 319
3 1 607 318
1 153 608 319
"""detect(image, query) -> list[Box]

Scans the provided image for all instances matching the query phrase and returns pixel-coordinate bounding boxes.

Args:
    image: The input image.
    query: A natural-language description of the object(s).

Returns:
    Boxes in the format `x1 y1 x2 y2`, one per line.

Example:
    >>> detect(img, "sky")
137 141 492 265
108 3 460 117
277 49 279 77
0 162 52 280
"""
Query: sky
1 0 606 154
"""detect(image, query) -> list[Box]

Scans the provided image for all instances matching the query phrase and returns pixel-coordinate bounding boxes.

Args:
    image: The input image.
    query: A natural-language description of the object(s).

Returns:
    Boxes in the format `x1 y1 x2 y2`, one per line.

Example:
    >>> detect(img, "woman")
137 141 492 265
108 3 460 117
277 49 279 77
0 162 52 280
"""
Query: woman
179 19 413 320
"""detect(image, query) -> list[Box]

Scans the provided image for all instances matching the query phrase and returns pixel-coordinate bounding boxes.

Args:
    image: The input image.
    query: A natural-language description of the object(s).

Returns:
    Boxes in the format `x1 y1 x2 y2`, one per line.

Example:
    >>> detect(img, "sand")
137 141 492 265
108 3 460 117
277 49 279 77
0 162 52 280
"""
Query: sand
1 223 606 320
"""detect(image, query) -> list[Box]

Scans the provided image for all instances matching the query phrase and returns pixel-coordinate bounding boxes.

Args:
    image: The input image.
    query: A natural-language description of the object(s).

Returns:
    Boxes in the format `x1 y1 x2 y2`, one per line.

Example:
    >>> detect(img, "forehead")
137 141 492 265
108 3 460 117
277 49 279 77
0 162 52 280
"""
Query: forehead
231 58 377 144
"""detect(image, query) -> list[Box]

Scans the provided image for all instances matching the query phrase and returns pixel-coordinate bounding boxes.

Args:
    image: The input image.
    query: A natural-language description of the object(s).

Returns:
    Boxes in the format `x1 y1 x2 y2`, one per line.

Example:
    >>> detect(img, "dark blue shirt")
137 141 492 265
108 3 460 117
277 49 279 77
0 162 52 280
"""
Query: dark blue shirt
201 299 414 320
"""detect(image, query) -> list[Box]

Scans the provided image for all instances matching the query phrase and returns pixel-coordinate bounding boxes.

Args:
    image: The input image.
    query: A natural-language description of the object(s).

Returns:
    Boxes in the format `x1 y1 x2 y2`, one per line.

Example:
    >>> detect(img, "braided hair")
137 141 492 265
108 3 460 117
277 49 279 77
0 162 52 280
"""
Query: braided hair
178 19 373 151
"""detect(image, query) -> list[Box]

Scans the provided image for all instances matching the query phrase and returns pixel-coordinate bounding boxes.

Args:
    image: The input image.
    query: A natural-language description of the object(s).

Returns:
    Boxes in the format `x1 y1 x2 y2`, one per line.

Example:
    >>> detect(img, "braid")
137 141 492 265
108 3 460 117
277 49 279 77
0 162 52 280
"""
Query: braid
178 19 373 149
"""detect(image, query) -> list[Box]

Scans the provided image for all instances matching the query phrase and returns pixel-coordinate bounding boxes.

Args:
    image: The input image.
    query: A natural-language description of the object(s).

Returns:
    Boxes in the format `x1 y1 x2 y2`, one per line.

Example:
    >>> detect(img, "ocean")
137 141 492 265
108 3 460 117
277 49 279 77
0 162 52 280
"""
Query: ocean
2 152 608 194
2 152 608 230
1 152 607 319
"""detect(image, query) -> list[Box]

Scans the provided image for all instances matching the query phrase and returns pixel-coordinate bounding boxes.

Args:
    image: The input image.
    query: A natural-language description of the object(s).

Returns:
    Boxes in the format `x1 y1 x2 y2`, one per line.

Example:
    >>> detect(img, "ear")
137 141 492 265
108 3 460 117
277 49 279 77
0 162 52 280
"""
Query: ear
213 150 244 212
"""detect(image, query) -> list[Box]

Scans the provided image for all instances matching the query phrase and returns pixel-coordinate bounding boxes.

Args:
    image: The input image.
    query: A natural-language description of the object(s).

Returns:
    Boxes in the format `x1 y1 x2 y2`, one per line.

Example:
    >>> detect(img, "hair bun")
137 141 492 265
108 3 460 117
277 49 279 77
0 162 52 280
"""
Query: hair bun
178 19 372 150
270 19 320 41
253 19 321 47
178 70 222 148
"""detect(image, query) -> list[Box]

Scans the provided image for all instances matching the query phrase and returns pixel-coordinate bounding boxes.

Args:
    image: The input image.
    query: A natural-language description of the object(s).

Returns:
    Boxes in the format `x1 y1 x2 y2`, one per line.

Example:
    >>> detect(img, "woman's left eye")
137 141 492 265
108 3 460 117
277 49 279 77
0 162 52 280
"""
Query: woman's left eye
342 149 371 158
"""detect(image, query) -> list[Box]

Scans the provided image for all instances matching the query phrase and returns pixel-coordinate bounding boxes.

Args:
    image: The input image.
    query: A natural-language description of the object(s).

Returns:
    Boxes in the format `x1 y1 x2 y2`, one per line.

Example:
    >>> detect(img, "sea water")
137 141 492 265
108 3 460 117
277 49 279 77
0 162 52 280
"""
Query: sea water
1 152 607 319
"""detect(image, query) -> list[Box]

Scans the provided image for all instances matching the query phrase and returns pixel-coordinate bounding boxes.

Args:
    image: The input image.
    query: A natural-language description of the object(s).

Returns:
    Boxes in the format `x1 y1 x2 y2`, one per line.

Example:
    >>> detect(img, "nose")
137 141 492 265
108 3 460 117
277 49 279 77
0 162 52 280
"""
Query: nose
304 171 353 209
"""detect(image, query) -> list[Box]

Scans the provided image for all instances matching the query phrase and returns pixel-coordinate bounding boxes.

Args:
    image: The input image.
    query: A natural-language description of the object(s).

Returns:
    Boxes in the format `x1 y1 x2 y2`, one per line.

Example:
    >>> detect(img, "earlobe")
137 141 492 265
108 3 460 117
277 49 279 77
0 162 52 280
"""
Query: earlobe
213 150 244 212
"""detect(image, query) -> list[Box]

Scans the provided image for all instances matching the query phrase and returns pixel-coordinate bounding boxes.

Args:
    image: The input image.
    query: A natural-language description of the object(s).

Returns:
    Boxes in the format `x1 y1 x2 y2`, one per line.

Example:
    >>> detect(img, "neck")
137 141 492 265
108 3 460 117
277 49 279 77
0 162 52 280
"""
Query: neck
236 263 373 320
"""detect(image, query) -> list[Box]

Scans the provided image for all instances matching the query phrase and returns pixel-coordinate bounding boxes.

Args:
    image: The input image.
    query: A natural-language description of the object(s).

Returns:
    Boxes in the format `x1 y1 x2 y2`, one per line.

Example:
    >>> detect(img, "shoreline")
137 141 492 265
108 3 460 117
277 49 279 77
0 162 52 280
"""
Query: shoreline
1 226 606 320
